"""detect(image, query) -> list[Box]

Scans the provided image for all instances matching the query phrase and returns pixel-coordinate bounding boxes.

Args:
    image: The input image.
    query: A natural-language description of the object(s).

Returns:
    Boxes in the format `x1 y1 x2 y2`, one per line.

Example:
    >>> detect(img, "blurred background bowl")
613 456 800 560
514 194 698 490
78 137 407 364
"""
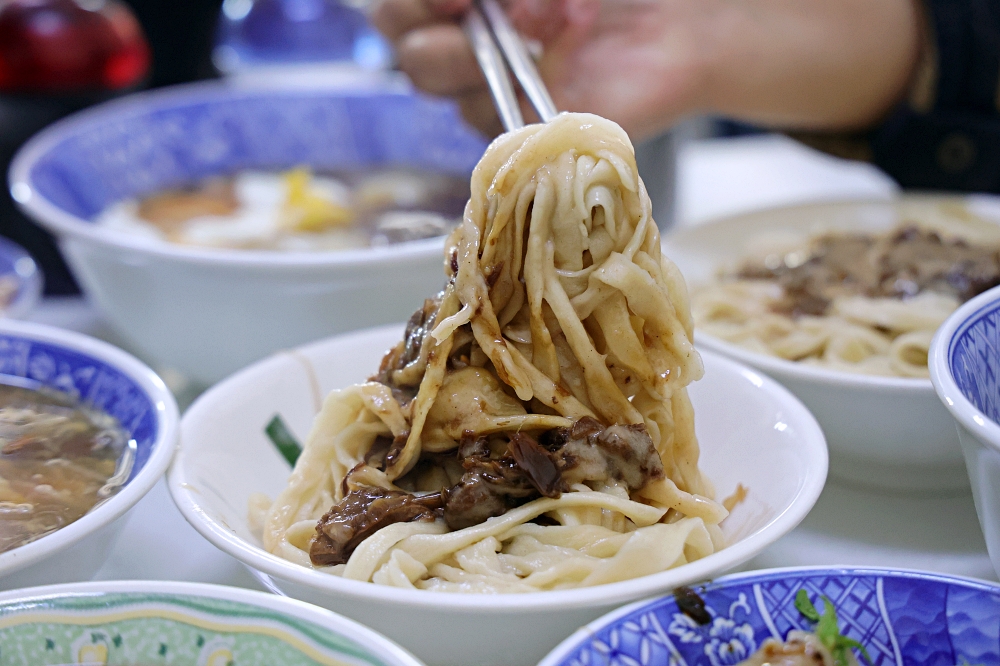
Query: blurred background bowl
0 579 424 666
540 566 1000 666
663 195 1000 493
9 79 488 385
0 318 177 589
169 323 827 666
0 235 43 319
931 283 1000 580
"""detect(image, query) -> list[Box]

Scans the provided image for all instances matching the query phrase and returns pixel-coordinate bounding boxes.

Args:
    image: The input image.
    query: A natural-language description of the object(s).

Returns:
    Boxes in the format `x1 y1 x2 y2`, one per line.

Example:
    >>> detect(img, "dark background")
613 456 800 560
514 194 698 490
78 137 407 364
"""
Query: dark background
0 0 223 295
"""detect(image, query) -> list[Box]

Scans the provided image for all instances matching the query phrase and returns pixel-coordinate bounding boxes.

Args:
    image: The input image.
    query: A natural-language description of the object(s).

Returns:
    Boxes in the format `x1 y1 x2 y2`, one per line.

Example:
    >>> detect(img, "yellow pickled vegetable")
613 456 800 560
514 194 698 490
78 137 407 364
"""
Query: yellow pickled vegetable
282 167 354 232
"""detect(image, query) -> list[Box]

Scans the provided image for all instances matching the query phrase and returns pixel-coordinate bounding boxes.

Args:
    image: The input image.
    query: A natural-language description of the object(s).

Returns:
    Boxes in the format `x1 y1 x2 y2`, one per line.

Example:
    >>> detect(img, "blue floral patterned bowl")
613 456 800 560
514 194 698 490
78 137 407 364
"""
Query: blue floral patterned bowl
9 80 488 383
0 319 178 589
539 566 1000 666
931 283 1000 580
0 580 424 666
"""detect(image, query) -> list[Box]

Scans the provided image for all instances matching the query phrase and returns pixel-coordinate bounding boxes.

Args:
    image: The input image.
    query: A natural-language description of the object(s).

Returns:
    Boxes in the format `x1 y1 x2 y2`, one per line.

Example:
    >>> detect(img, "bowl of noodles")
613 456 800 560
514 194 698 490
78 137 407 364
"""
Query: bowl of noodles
170 114 828 666
0 318 178 590
663 195 1000 492
9 78 487 385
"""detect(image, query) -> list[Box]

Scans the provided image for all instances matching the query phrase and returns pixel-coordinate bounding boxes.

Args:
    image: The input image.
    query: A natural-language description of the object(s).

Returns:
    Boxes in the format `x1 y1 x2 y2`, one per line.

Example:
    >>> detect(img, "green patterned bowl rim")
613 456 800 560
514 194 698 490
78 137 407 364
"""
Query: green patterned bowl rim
0 580 424 666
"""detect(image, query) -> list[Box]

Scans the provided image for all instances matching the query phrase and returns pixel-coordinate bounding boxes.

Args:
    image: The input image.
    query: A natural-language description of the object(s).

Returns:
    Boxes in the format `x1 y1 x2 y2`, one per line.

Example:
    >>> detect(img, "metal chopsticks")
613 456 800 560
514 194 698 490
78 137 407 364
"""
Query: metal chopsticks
462 0 558 131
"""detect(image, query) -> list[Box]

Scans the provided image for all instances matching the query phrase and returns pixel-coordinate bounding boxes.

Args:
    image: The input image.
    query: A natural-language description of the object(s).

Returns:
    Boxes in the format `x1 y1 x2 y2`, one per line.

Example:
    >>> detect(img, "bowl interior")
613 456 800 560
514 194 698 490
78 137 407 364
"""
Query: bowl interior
172 324 827 607
0 583 415 666
20 84 487 222
541 567 1000 666
947 293 1000 425
0 329 158 477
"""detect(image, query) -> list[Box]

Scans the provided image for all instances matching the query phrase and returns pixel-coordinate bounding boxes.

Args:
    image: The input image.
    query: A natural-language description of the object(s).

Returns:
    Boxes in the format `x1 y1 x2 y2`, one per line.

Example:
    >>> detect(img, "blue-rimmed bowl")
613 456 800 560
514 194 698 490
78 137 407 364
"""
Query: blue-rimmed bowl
0 236 43 320
540 566 1000 666
9 79 487 384
931 284 1000 578
0 580 423 666
0 319 178 589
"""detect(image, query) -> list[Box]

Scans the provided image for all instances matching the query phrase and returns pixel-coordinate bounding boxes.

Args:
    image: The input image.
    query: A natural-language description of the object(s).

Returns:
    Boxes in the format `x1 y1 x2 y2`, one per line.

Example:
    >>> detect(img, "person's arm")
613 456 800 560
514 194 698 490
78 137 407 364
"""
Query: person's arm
371 0 923 141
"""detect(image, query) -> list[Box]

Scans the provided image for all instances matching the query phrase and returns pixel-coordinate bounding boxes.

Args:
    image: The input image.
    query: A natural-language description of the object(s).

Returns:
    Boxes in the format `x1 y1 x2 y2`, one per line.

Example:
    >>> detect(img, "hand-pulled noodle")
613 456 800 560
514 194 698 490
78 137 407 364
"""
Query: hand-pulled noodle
257 113 725 592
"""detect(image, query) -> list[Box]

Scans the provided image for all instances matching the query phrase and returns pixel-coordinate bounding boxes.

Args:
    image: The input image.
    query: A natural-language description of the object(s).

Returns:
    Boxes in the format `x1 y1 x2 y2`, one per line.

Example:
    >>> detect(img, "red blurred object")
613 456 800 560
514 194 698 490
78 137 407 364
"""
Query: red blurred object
0 0 150 92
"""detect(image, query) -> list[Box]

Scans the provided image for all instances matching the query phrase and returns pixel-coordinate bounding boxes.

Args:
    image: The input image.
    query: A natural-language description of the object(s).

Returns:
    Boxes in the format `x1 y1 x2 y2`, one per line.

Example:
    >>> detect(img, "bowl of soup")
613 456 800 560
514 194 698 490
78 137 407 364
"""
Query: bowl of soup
9 79 488 384
0 318 178 589
0 579 424 666
664 195 1000 492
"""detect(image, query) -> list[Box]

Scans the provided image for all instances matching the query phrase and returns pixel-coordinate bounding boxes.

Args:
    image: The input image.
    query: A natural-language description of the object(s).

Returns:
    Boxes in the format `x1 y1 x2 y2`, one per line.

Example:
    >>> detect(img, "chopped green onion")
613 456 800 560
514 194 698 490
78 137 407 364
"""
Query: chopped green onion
795 589 820 621
265 415 302 466
795 591 872 666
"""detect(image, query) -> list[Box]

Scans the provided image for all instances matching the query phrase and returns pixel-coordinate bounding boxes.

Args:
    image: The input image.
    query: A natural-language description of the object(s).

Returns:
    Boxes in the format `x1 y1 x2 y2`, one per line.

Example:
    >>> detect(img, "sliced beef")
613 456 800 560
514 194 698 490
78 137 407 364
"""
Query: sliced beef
309 487 443 566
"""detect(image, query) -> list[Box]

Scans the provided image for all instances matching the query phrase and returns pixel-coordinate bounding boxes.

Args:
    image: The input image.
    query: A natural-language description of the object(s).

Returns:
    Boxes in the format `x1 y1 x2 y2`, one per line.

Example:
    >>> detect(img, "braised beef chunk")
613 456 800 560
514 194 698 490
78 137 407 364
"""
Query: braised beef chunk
373 295 443 387
364 436 393 470
314 418 666 550
400 298 438 368
508 432 563 497
443 449 538 530
552 420 664 490
309 487 443 566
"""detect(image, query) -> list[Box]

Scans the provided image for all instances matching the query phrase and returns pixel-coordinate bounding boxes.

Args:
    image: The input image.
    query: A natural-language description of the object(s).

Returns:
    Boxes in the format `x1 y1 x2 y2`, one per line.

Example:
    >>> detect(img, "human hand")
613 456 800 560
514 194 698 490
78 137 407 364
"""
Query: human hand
371 0 723 139
371 0 922 140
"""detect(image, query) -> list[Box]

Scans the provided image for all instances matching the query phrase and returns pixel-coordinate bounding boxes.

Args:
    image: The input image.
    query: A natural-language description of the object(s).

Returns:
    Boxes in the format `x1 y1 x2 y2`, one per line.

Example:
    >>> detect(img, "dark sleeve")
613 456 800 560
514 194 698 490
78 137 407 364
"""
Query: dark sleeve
870 0 1000 193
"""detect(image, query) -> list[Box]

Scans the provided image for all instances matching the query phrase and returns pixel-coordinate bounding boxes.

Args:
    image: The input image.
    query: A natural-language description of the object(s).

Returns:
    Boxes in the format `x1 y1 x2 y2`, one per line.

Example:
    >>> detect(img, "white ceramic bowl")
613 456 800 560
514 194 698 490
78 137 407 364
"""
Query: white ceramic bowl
0 319 178 589
169 323 828 666
663 195 1000 492
9 80 486 385
0 580 424 666
930 284 1000 579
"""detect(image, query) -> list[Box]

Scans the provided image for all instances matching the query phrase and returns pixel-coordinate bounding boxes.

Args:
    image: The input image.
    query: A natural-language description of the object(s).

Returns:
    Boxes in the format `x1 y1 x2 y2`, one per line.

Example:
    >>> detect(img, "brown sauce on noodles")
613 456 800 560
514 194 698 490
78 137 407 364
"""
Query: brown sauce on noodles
737 225 1000 317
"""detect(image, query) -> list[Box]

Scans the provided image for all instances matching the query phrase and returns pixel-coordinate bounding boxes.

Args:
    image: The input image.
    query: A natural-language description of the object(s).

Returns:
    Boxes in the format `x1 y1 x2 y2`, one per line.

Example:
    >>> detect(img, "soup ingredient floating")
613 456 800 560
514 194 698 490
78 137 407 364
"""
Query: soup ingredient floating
96 168 469 251
693 222 1000 378
255 113 726 593
0 382 134 554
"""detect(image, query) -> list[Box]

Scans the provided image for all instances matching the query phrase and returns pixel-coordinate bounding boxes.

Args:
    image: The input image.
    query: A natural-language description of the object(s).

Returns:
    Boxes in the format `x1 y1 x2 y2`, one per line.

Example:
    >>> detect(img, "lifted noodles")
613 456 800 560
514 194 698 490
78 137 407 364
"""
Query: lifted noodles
257 114 726 592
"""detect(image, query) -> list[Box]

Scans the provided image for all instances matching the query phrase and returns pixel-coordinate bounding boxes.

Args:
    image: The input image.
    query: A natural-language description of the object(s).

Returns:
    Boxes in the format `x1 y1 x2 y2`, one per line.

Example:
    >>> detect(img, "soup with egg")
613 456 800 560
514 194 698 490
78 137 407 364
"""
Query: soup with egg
96 167 470 251
0 381 134 554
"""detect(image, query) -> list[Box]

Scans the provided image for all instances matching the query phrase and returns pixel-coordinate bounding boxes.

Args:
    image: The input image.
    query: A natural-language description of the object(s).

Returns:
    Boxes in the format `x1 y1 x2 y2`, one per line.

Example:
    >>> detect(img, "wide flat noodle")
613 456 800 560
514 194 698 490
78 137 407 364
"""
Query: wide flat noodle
260 113 723 592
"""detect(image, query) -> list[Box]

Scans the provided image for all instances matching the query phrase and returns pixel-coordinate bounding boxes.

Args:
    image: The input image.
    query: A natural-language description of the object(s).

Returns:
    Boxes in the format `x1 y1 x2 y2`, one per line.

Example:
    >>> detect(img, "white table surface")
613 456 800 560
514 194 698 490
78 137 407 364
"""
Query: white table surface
27 133 995 593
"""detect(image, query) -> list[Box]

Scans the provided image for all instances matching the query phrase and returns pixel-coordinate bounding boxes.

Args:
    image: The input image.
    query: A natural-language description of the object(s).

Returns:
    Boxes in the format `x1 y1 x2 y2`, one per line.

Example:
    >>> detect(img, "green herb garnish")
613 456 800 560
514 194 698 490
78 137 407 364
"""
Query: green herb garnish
265 414 302 466
794 589 820 621
795 590 872 666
